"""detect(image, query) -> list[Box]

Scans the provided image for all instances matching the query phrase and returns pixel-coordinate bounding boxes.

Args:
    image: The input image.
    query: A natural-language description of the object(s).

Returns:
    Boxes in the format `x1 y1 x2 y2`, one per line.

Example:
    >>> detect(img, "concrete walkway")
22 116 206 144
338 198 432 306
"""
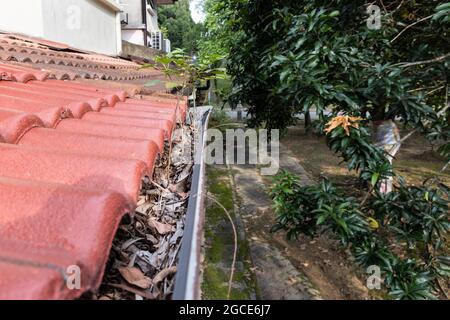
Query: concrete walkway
229 143 321 299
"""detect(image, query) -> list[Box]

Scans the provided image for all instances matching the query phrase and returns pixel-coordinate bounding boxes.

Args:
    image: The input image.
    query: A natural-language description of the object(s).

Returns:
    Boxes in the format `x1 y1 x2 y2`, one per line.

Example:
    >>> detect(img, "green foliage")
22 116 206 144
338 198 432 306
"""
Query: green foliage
427 112 450 168
198 0 244 59
326 122 389 174
313 203 369 246
384 258 435 300
203 0 450 299
269 171 449 300
216 1 449 130
145 48 228 91
433 3 450 24
439 143 450 163
269 171 319 239
205 0 449 180
270 171 368 244
369 181 450 248
353 237 393 267
158 0 204 54
360 161 394 188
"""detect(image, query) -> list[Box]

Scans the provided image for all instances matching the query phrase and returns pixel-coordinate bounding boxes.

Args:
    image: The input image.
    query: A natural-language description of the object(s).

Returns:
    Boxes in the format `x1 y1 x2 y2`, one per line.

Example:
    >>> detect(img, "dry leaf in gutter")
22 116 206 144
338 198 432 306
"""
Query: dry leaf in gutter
136 196 147 206
164 200 185 212
121 238 144 251
146 233 159 244
148 217 174 235
136 203 152 215
118 266 152 289
108 283 156 300
153 266 177 284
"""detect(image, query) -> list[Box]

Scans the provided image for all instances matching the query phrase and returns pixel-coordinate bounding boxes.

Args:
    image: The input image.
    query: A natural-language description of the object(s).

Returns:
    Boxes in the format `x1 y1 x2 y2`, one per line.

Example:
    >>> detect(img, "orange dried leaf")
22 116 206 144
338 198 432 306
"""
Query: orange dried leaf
118 267 152 289
325 116 363 136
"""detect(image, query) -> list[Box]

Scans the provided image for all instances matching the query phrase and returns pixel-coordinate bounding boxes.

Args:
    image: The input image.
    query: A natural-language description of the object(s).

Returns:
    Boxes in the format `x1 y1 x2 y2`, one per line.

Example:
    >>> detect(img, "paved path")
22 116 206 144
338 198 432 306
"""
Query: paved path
229 143 321 299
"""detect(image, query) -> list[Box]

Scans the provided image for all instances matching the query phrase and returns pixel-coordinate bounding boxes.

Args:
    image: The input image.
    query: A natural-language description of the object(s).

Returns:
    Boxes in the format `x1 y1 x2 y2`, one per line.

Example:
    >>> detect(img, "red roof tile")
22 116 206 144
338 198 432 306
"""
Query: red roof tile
0 63 48 82
0 177 132 299
0 34 161 81
0 54 187 299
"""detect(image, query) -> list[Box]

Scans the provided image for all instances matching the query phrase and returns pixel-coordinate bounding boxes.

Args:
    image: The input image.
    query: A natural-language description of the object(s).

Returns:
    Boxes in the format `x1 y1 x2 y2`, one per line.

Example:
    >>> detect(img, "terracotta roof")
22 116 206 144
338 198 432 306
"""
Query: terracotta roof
0 57 187 299
0 34 163 81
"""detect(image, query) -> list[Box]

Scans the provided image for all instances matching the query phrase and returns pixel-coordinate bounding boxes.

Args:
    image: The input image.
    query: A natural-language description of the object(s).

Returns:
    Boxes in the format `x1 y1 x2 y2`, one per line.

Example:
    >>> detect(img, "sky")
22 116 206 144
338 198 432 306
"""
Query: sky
189 0 206 23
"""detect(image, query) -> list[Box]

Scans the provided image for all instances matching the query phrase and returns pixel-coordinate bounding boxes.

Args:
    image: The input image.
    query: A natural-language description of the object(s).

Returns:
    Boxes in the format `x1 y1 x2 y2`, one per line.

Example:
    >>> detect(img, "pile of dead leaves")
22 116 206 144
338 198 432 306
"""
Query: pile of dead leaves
92 125 194 300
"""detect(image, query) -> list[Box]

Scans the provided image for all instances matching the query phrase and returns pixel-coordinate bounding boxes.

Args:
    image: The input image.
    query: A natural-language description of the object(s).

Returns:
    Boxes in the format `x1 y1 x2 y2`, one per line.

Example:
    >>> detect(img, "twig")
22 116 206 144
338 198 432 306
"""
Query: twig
168 241 183 268
442 160 450 172
407 85 445 95
390 14 434 43
436 277 449 299
379 0 388 14
400 128 420 143
165 92 183 178
210 122 243 130
151 180 169 192
396 52 450 68
438 85 450 117
206 194 238 300
392 0 406 14
425 85 446 96
166 130 175 178
361 184 375 207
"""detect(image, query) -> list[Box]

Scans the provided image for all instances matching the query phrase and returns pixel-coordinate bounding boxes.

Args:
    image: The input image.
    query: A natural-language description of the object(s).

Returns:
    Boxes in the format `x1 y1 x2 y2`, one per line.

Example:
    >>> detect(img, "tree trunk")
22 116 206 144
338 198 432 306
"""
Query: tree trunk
304 111 311 133
373 120 401 193
236 103 243 121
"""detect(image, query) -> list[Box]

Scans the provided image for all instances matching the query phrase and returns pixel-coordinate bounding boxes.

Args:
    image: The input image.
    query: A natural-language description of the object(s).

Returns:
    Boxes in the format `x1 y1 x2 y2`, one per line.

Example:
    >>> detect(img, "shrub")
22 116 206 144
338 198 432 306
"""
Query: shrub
269 171 449 300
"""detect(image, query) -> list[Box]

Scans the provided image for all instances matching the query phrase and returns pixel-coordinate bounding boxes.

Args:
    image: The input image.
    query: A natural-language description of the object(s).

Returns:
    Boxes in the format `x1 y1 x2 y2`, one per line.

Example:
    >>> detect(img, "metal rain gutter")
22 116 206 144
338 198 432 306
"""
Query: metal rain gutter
173 106 212 300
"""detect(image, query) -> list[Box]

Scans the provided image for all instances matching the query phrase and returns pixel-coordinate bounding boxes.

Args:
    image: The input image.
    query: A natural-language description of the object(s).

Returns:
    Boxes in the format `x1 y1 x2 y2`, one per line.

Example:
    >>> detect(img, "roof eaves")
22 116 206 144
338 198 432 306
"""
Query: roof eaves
96 0 123 12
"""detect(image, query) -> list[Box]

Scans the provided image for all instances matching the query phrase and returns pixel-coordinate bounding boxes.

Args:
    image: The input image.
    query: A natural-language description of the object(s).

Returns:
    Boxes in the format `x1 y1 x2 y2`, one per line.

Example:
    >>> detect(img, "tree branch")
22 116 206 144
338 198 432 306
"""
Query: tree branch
400 128 420 143
442 160 450 172
397 52 450 68
391 14 434 43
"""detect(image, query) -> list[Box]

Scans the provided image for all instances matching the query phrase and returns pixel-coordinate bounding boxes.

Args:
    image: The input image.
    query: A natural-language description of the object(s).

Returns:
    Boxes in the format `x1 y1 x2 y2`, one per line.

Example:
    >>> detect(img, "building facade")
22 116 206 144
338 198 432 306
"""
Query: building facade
0 0 176 56
0 0 123 56
119 0 175 52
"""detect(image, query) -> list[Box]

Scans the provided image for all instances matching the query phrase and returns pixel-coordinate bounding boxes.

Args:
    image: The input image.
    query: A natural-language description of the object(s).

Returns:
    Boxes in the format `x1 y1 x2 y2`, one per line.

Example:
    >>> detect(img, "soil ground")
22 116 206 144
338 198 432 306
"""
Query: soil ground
282 125 449 190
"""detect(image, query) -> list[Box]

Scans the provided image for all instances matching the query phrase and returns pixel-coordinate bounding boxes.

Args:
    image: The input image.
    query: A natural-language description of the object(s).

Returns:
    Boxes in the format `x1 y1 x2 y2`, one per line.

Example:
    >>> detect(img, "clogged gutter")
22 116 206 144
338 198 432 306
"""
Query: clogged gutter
89 122 195 300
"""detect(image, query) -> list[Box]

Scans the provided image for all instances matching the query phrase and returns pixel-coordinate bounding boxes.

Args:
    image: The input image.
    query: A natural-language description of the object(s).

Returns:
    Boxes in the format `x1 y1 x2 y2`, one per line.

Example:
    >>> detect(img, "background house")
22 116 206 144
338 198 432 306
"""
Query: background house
0 0 176 56
120 0 176 52
0 0 123 55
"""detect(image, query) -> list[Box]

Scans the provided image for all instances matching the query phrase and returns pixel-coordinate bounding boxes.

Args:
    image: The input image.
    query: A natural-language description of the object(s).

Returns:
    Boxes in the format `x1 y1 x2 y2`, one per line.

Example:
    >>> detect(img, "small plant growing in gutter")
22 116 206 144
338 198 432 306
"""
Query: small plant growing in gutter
143 48 228 109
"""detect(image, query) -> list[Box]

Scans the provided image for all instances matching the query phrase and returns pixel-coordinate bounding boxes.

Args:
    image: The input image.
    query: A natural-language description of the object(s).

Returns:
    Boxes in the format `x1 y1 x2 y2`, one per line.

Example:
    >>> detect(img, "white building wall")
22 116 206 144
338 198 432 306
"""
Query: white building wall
0 0 45 37
119 0 143 26
0 0 122 56
164 38 171 53
122 29 145 46
119 0 161 47
145 2 159 33
41 0 122 55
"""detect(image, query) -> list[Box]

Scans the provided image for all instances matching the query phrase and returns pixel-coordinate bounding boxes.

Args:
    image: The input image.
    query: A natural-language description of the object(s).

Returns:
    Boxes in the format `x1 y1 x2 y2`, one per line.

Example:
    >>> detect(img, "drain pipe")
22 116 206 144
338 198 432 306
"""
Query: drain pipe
173 106 212 300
